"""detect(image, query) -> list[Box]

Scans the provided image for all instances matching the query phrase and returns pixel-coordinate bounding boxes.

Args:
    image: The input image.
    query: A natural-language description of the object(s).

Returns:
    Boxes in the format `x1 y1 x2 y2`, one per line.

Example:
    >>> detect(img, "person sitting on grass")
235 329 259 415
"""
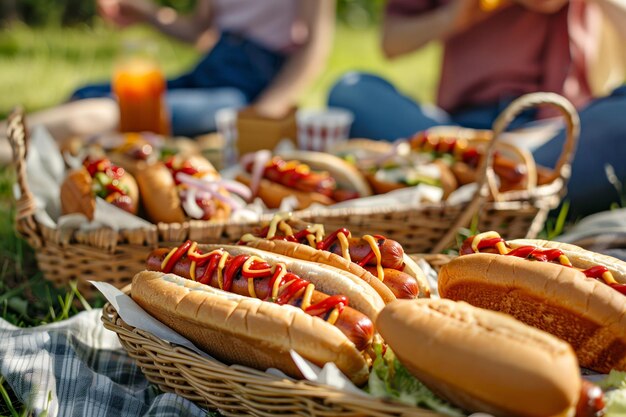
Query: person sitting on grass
328 0 626 218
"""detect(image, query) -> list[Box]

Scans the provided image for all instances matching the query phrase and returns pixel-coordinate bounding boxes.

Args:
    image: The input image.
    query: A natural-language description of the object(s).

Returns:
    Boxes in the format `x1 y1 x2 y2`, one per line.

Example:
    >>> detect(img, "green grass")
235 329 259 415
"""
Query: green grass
0 22 440 117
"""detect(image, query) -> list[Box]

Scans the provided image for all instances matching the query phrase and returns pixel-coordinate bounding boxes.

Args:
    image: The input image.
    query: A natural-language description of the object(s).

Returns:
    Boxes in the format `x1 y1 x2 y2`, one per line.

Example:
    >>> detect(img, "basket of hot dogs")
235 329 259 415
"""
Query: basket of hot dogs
99 229 620 416
6 91 577 299
286 91 579 254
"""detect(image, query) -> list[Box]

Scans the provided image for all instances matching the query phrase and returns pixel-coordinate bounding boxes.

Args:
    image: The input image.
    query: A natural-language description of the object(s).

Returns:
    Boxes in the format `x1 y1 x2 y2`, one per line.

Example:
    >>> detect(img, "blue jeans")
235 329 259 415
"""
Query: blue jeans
71 32 286 137
328 72 626 217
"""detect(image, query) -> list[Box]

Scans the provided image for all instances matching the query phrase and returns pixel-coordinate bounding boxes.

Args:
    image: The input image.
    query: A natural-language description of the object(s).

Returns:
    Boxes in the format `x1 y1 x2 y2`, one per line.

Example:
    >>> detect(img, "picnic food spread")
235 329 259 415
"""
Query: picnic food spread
439 231 626 373
56 129 554 229
129 241 609 417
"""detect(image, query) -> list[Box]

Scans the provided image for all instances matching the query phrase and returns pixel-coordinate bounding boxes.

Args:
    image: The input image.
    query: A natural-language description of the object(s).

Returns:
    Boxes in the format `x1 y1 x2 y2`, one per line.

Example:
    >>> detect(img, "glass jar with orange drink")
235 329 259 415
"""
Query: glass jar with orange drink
112 42 171 135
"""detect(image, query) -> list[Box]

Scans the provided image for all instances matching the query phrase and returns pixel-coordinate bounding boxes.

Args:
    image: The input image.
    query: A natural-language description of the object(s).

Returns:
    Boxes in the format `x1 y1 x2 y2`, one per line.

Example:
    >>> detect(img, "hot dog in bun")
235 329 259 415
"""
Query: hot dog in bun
238 213 429 301
236 150 372 209
377 298 583 417
136 242 388 384
135 154 250 223
439 231 626 373
409 130 535 192
329 139 458 199
60 155 139 219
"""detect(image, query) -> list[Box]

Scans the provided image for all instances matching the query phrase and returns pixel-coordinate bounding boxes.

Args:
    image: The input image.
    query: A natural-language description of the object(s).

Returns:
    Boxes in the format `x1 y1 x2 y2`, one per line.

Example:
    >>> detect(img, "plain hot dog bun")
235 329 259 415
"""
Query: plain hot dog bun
439 246 626 373
131 270 370 385
377 299 581 417
135 162 186 223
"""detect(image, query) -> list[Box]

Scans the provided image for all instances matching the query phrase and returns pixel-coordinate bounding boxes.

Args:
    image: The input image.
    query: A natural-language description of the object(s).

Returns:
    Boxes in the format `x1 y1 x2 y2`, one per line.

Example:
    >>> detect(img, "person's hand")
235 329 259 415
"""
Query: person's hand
97 0 157 27
446 0 506 32
513 0 569 14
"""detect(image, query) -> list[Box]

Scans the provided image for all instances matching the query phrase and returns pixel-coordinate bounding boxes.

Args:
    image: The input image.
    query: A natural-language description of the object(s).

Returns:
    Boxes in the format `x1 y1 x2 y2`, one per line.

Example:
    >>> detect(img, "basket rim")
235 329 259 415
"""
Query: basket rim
100 296 444 416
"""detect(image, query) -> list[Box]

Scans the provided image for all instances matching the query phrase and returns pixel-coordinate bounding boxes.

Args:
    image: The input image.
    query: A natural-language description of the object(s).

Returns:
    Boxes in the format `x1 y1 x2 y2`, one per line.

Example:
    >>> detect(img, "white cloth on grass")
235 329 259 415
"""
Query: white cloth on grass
0 309 207 417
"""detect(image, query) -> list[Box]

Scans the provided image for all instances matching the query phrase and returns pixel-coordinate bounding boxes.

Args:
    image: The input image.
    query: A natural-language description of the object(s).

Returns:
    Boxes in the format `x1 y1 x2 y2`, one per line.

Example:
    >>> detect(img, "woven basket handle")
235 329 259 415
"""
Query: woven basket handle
430 92 579 254
6 107 43 248
488 92 580 200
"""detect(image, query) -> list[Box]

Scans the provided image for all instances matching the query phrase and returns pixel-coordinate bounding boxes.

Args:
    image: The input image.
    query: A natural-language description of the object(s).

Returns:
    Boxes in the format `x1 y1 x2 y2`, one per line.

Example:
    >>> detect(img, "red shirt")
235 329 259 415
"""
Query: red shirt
386 1 593 113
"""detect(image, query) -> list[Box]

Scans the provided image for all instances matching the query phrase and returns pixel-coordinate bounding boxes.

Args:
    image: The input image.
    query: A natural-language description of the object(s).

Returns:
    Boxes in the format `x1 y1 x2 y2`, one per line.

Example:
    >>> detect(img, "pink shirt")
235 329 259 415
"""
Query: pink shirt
386 1 594 113
213 0 302 53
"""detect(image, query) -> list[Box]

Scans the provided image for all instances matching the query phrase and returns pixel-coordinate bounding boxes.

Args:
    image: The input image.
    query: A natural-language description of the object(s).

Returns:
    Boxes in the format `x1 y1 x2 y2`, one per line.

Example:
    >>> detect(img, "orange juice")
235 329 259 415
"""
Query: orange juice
113 55 170 135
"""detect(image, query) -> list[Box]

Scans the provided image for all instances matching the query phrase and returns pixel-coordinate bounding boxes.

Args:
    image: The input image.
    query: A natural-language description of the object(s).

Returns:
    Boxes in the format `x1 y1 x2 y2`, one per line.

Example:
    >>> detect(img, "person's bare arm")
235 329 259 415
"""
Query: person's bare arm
98 0 217 50
382 0 505 59
250 0 336 118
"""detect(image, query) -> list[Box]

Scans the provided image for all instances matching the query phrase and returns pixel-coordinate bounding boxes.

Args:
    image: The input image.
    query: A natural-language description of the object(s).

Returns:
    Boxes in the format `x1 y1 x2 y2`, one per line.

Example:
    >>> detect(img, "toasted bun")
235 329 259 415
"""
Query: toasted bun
135 163 185 223
60 168 96 220
377 299 580 417
278 150 372 198
199 244 386 319
439 252 626 373
235 173 334 209
131 270 369 385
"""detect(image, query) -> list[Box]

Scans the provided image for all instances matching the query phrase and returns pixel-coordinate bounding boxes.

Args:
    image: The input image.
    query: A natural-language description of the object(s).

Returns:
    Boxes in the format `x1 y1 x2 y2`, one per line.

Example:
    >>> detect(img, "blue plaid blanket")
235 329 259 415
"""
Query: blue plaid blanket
0 309 207 417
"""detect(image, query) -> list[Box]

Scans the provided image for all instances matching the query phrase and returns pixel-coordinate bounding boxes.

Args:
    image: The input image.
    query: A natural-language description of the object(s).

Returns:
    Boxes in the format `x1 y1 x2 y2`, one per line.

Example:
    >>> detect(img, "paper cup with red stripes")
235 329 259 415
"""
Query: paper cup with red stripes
296 108 354 152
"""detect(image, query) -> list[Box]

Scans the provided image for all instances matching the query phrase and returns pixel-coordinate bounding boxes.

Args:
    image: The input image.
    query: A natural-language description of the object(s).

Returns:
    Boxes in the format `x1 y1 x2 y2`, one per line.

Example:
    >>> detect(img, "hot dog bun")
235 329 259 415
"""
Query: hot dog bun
60 163 139 220
132 270 370 385
278 150 372 198
135 155 231 224
235 174 335 209
238 215 431 300
242 237 431 302
377 299 581 417
236 150 371 209
364 159 458 199
242 237 397 303
439 246 626 373
135 162 186 223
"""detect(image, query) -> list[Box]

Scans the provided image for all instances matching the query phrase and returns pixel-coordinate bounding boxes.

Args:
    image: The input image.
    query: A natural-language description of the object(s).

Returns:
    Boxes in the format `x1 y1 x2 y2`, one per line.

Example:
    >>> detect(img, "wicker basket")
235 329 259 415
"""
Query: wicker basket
101 292 443 417
7 92 578 299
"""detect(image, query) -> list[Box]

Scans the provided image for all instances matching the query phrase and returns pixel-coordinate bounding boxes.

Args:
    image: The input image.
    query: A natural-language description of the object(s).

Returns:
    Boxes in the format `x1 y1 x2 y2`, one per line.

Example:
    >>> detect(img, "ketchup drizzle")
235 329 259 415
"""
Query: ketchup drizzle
463 235 622 295
160 242 349 319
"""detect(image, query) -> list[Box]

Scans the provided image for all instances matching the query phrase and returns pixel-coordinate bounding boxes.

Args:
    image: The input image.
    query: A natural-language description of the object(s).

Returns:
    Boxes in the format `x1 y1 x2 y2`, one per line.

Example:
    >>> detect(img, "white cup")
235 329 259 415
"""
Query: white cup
214 107 239 166
296 108 354 152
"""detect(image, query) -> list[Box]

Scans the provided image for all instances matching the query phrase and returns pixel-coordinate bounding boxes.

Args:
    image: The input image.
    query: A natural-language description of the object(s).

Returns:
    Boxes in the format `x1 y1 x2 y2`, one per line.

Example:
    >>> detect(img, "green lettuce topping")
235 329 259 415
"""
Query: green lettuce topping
366 343 464 417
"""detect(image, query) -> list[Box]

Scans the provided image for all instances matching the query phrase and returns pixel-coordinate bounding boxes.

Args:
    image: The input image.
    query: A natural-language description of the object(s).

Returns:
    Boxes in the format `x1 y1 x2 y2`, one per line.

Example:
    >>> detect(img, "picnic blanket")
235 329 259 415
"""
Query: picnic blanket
0 309 208 417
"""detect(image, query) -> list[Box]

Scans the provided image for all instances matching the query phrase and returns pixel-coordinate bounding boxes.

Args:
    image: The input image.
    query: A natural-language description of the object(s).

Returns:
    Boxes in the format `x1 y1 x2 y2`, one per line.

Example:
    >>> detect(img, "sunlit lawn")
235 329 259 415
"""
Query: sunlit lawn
0 21 441 117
